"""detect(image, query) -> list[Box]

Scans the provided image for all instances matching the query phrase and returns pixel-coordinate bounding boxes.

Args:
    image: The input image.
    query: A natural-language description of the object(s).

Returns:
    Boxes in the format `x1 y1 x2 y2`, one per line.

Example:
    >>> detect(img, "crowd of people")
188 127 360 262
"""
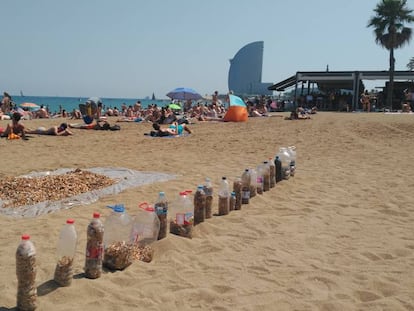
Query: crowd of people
1 90 304 140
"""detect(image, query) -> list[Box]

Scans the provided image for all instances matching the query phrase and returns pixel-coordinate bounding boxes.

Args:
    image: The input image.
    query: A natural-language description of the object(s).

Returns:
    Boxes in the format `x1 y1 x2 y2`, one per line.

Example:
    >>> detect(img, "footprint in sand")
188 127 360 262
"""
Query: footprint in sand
354 290 381 302
305 276 338 292
361 251 382 261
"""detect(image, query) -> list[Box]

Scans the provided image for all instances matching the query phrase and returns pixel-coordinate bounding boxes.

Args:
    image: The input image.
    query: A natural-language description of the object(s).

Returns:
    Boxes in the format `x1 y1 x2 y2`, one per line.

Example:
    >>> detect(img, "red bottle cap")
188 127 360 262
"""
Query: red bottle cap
21 234 30 240
144 206 155 212
179 191 187 196
66 219 75 224
93 212 100 218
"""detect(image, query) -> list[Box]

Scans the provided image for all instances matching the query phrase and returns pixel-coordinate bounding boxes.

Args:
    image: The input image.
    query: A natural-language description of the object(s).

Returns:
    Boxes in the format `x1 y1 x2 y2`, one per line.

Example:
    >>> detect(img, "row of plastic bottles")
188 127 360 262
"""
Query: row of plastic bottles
15 146 297 309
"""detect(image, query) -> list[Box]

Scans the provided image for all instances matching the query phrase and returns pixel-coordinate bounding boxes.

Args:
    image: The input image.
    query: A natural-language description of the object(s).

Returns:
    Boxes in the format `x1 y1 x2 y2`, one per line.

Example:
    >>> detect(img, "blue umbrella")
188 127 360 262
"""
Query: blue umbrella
166 87 203 101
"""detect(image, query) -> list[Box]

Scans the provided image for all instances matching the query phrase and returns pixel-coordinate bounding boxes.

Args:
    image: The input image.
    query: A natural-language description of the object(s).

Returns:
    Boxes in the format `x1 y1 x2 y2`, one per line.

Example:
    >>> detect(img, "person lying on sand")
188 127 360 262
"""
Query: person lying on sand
151 122 191 136
285 109 311 120
69 120 120 131
26 123 73 136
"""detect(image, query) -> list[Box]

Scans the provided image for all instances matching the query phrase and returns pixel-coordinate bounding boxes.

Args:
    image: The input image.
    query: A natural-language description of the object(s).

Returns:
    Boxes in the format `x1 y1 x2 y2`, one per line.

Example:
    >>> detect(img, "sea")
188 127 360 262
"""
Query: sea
10 95 171 114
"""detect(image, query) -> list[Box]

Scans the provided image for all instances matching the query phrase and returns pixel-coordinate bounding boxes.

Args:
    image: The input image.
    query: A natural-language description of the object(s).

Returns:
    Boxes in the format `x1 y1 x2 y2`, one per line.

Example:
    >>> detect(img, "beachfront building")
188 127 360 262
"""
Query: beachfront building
269 71 414 111
228 41 273 96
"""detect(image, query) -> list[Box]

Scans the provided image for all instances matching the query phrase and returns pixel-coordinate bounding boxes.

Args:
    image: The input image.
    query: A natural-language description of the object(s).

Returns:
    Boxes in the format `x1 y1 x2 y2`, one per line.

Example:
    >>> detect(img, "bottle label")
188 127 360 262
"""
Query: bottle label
176 213 185 225
155 204 168 215
86 243 103 260
242 190 250 199
256 176 263 184
184 212 193 225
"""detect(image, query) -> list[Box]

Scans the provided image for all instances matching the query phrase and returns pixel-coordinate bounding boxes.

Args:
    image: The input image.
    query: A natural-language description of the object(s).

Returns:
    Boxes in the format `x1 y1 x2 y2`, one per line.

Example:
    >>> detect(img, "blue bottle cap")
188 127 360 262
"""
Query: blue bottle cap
113 204 125 213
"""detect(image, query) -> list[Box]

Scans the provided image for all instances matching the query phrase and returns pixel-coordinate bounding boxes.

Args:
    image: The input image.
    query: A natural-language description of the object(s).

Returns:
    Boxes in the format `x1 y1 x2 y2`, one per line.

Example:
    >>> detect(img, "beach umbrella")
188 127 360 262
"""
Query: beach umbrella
166 87 203 101
19 102 40 111
87 97 102 105
169 103 182 110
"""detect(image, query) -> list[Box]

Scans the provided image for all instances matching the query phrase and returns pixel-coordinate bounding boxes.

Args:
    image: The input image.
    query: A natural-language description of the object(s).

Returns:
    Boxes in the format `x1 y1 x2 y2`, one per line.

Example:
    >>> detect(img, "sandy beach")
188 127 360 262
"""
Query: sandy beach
0 112 413 311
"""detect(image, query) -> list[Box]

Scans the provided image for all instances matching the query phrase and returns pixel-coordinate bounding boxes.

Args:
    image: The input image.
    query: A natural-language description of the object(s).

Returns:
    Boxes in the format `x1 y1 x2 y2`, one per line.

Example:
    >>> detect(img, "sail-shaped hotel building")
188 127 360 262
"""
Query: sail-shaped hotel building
228 41 272 96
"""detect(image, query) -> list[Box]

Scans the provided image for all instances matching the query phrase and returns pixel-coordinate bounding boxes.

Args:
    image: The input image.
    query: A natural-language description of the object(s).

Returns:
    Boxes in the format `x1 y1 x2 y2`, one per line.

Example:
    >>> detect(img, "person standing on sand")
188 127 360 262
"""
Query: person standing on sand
360 90 370 112
1 92 12 113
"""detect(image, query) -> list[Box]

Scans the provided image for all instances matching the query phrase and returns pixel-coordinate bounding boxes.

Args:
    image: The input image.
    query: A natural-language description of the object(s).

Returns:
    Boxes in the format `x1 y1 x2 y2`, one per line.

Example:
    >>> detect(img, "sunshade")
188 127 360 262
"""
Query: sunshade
166 87 203 101
169 103 182 110
19 102 40 110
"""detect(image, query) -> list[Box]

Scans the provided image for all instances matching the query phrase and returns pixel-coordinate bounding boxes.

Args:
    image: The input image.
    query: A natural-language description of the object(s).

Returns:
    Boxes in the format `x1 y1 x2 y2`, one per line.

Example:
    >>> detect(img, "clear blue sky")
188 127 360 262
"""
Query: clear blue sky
2 0 414 99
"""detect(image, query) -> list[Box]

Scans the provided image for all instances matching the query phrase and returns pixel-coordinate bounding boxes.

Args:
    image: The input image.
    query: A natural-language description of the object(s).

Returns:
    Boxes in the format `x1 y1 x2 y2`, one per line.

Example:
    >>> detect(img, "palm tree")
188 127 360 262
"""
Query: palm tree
407 56 414 70
368 0 414 110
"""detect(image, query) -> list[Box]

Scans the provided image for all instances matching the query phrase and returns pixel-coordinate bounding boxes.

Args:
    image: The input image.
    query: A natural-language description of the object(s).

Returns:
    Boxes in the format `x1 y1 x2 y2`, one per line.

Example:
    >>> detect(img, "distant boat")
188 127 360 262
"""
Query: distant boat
152 93 156 100
20 90 24 97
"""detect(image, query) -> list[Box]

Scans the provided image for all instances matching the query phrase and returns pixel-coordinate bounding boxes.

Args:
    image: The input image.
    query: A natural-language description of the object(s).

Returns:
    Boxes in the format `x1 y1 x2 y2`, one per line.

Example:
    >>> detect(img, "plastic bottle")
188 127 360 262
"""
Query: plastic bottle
269 157 276 187
249 168 257 198
256 163 264 195
229 191 236 211
218 176 230 216
262 161 271 191
85 212 104 279
54 219 77 287
275 155 282 183
203 178 213 219
277 147 291 180
130 203 160 246
154 191 168 240
169 191 194 238
241 169 251 204
288 146 297 177
16 234 37 311
232 177 242 210
103 204 133 270
193 185 206 225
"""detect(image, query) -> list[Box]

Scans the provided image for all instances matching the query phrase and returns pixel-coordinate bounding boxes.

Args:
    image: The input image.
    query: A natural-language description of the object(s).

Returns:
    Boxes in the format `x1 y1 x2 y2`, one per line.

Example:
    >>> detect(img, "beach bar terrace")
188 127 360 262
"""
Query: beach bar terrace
268 70 414 111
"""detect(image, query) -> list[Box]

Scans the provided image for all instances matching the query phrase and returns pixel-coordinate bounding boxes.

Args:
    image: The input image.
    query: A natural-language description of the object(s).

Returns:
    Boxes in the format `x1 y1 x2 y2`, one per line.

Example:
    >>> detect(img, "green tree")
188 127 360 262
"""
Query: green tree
407 56 414 70
368 0 414 110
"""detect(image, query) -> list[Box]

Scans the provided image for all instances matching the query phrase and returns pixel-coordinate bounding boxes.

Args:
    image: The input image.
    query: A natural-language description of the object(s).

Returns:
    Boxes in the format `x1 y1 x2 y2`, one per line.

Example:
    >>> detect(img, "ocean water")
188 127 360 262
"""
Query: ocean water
10 95 171 114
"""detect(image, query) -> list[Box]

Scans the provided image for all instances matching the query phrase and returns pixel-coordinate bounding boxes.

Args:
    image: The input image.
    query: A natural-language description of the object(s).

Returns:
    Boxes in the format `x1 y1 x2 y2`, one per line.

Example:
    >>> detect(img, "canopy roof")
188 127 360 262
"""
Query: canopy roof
268 71 414 92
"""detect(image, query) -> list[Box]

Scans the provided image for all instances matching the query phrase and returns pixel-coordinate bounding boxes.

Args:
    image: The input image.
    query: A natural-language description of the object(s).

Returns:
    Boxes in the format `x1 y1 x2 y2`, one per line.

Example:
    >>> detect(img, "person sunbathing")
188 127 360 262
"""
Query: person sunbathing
152 122 191 136
0 112 27 139
26 123 73 136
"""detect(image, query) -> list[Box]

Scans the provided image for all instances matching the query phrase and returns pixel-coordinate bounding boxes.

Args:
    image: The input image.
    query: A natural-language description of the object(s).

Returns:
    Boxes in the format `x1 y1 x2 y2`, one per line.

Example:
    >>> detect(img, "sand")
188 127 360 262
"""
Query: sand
0 112 413 310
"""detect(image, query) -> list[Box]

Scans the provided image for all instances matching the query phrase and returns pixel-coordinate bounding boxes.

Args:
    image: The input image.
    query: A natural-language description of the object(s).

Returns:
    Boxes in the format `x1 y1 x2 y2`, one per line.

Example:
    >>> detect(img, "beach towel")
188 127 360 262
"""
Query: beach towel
144 131 190 138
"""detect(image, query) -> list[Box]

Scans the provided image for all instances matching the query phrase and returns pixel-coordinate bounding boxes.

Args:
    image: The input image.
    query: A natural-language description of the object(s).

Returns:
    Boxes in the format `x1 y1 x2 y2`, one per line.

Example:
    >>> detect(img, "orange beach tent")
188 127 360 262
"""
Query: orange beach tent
223 94 248 122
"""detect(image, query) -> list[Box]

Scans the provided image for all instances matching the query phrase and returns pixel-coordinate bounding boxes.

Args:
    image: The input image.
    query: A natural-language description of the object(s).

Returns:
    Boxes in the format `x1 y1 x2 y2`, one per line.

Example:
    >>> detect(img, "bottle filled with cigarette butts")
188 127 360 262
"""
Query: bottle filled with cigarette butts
269 157 276 188
193 185 206 225
241 169 251 204
218 176 230 216
131 203 160 246
249 168 257 198
16 234 37 311
84 212 104 279
154 191 168 240
54 219 77 287
232 177 242 210
229 191 236 211
274 155 282 183
169 191 194 239
262 161 271 192
103 204 133 271
288 146 297 177
203 178 213 219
